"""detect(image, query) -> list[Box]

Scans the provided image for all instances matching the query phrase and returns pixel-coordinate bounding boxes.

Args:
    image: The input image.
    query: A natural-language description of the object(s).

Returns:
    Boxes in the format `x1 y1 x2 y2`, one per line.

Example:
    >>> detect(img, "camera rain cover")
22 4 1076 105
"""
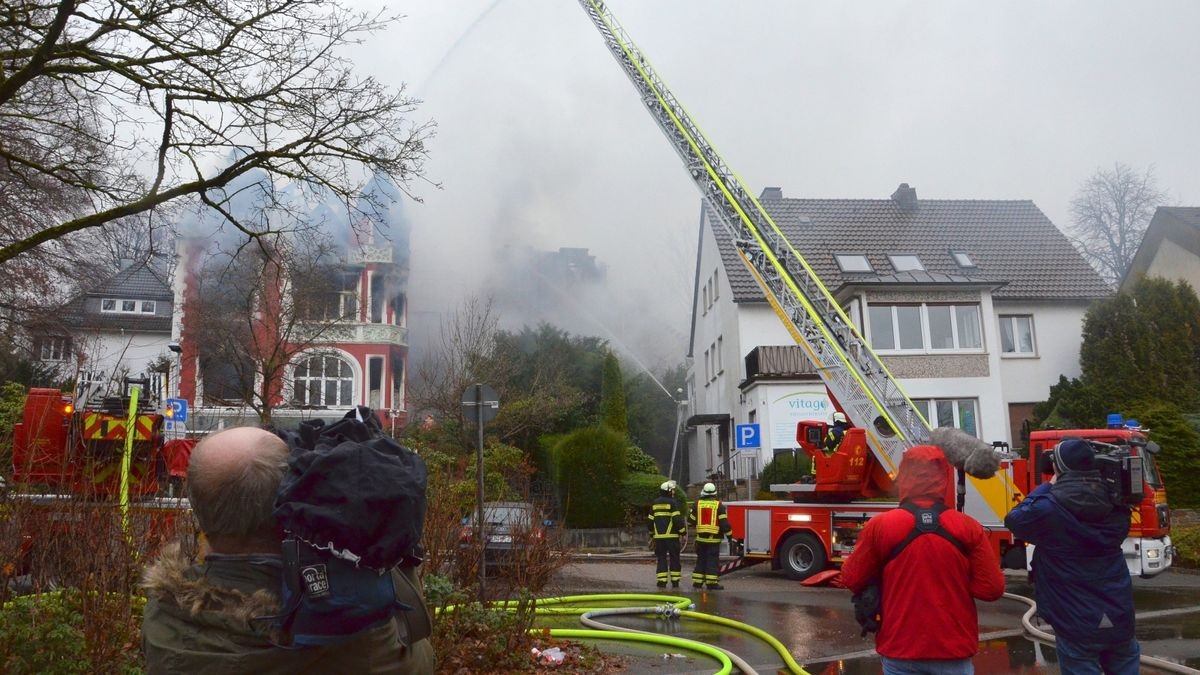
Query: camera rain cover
273 406 428 571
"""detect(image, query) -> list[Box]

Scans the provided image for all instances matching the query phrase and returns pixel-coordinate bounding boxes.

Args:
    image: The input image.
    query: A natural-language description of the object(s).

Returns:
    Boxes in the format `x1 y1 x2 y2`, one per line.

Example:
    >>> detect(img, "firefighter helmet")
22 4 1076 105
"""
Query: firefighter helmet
701 482 717 496
660 481 673 492
833 412 848 424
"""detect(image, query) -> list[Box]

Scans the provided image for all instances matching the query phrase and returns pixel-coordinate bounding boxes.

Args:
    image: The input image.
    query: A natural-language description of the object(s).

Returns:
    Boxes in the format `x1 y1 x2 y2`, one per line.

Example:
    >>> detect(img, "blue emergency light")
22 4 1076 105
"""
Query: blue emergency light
1106 413 1124 429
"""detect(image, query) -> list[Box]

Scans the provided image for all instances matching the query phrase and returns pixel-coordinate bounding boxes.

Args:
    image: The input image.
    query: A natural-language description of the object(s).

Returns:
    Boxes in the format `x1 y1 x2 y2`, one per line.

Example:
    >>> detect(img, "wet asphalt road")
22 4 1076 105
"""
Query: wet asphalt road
538 554 1200 674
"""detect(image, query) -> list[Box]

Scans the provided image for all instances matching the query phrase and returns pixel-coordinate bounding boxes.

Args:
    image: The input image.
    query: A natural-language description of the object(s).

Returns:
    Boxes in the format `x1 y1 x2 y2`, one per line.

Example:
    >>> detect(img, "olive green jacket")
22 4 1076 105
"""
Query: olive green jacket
141 544 435 675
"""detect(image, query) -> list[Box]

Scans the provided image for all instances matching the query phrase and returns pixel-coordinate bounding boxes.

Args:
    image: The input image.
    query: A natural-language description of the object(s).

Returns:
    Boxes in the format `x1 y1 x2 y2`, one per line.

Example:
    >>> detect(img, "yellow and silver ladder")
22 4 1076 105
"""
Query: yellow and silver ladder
577 0 930 480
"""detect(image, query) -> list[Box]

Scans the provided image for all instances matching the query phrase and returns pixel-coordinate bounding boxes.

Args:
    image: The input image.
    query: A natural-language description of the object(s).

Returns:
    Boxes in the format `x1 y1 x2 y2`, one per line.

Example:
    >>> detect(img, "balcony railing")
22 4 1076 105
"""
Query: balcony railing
294 321 407 346
345 244 393 265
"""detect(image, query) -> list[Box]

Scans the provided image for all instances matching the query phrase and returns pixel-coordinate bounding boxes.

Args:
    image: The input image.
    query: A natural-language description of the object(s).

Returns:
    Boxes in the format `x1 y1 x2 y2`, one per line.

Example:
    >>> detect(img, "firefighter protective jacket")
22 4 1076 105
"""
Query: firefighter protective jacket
648 495 685 539
689 497 730 544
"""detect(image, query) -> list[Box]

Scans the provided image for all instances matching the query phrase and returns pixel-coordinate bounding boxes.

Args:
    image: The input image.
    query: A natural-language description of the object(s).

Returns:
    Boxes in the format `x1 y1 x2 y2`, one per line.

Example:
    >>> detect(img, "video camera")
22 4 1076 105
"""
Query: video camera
1040 439 1144 506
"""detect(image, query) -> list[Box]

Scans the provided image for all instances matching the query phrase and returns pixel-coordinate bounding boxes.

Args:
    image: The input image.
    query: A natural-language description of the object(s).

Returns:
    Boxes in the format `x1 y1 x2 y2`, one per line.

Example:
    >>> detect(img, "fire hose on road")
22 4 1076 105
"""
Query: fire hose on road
451 593 808 674
1004 592 1200 675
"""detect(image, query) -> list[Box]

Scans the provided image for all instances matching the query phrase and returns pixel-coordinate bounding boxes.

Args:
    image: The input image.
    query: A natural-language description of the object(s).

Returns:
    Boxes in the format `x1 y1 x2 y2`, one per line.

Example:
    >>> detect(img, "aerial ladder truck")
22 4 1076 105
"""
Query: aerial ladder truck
575 0 1172 580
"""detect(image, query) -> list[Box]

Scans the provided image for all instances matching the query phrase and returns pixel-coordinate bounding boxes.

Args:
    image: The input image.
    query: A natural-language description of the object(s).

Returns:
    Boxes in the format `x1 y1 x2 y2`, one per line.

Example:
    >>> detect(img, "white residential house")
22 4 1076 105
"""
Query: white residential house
1121 206 1200 293
31 261 176 401
683 184 1111 487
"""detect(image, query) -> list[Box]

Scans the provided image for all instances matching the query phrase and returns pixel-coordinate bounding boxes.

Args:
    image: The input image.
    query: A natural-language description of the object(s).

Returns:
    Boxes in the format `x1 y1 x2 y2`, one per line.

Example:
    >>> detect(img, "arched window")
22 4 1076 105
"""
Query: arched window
292 354 355 407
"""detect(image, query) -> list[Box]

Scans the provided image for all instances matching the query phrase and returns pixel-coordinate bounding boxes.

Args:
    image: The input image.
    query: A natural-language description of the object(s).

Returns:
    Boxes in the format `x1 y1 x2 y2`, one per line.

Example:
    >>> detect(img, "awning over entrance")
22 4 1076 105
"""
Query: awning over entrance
686 413 730 429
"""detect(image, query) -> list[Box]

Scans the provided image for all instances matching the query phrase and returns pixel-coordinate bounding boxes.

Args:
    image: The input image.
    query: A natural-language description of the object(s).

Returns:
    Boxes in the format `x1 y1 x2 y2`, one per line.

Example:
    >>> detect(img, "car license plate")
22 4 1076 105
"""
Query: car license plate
491 535 512 544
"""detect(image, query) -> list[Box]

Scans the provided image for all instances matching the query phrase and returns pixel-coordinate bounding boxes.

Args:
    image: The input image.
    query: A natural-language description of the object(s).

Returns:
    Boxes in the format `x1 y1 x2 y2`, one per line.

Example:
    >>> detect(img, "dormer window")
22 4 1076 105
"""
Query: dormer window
835 254 873 273
101 298 156 314
888 254 925 272
951 251 976 268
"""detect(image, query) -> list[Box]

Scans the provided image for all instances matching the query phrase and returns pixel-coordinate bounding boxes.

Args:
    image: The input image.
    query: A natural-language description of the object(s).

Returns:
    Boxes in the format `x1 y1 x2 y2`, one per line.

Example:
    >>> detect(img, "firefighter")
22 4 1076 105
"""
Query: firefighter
688 482 731 590
811 411 850 477
824 411 850 453
647 480 685 589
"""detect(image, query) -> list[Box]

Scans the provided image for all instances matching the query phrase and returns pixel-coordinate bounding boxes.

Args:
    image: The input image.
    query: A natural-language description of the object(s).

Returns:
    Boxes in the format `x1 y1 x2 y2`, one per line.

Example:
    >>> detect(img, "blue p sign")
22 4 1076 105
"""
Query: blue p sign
735 423 761 449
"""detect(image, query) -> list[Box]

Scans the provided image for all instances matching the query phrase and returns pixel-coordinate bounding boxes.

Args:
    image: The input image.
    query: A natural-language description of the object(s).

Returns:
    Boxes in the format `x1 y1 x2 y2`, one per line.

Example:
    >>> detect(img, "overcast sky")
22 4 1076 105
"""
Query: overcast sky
350 0 1200 373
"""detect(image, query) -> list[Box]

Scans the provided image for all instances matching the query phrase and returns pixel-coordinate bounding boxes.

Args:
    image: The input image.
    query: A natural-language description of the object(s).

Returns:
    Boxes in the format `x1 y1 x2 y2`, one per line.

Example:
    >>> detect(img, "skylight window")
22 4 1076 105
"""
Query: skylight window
835 254 873 272
951 251 976 268
888 255 925 272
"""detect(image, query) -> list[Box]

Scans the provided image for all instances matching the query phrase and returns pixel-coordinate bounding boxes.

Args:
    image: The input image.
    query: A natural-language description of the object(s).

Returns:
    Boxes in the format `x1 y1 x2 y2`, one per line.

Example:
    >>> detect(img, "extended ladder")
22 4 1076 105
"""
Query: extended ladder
578 0 930 477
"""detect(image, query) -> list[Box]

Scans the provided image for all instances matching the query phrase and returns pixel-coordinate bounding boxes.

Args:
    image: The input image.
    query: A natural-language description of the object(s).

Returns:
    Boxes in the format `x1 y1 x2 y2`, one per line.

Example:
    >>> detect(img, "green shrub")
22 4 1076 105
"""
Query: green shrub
1172 524 1200 569
758 452 811 498
0 382 26 478
555 427 627 527
625 444 658 474
0 591 143 675
620 473 667 526
1124 400 1200 509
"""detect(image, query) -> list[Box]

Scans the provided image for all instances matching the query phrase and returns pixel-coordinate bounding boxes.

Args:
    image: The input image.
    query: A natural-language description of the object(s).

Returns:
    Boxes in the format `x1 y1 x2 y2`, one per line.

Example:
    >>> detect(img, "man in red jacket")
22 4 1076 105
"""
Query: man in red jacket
841 445 1005 674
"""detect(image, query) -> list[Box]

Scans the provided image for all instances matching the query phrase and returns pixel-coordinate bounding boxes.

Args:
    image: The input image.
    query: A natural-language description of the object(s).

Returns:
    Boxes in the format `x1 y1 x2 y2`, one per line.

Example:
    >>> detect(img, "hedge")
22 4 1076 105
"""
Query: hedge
555 426 628 528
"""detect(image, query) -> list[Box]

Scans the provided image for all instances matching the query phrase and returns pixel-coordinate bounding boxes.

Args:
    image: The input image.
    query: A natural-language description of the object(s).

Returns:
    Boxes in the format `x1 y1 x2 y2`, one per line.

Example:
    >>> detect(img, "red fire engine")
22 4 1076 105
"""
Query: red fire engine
722 415 1171 581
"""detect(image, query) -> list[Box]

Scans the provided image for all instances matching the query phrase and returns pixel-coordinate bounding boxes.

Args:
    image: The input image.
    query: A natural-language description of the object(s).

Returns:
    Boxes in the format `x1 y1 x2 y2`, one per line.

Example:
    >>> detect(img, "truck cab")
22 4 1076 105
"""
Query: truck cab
1018 426 1172 577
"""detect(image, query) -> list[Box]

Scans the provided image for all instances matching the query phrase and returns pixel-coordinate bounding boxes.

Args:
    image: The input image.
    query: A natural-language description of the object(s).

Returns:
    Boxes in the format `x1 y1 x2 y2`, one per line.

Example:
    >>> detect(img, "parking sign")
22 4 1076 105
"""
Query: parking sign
165 398 188 423
735 423 761 449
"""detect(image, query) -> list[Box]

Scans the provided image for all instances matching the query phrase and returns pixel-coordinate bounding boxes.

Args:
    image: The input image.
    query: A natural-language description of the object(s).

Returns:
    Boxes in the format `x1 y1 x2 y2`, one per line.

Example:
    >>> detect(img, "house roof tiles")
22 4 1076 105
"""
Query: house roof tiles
712 192 1111 303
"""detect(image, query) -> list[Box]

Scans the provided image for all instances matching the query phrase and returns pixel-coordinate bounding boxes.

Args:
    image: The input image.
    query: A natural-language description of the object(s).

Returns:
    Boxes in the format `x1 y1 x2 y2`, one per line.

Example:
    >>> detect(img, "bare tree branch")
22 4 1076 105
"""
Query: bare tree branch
0 0 435 269
1068 162 1167 285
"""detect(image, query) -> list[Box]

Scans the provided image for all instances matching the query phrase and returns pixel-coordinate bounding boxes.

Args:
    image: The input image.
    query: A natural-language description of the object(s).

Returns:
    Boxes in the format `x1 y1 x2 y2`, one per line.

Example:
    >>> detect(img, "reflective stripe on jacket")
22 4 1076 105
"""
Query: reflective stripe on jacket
648 495 685 539
688 498 730 543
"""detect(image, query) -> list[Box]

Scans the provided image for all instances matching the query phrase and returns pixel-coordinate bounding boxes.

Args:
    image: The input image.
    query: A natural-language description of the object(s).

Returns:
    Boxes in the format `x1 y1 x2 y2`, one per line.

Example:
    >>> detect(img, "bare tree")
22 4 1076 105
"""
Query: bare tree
189 229 360 423
0 0 433 267
411 297 513 429
1068 163 1167 285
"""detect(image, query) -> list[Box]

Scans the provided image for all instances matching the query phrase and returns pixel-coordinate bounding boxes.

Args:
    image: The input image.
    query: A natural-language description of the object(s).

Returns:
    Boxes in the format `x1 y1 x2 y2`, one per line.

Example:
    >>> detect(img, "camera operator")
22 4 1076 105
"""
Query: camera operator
1004 439 1138 674
142 427 435 674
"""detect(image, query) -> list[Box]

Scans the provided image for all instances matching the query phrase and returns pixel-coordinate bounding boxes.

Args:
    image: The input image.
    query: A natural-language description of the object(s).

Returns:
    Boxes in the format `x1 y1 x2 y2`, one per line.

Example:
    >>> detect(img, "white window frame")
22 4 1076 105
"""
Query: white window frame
292 354 356 407
835 254 873 273
888 254 925 272
101 298 156 314
710 341 718 381
912 398 981 438
40 336 71 362
867 303 985 354
998 314 1037 357
716 335 724 375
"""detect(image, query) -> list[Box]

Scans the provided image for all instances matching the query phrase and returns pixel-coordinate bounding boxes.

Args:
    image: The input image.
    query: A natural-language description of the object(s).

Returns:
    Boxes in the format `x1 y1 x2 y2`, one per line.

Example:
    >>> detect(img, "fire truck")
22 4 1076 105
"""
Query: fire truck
13 384 165 498
721 416 1171 581
7 383 193 578
574 0 1172 581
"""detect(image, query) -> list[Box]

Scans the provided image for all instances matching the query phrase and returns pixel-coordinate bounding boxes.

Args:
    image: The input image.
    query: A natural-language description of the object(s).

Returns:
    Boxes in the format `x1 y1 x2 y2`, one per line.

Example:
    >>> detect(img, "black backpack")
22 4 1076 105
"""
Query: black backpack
265 407 429 647
852 501 967 637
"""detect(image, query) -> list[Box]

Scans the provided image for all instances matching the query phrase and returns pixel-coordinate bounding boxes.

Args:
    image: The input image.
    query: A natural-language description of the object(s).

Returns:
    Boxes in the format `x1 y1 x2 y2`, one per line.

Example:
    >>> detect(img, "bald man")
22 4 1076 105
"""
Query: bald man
142 427 436 675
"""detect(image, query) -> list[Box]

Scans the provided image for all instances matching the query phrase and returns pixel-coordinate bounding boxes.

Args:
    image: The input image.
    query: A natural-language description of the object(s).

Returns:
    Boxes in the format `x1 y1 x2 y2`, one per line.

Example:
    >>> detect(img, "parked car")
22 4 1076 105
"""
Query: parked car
459 501 552 569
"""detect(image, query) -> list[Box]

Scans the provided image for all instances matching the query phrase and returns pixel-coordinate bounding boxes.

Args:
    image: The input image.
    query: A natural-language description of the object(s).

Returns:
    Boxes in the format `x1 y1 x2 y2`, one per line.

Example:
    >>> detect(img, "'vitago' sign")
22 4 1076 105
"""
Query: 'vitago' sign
770 389 832 450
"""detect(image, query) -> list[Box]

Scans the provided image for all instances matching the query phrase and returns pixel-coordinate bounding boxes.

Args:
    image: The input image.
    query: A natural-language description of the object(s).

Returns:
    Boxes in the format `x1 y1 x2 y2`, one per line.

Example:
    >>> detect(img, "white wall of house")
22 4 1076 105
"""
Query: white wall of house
76 331 173 379
994 302 1090 404
1143 238 1200 293
737 380 832 469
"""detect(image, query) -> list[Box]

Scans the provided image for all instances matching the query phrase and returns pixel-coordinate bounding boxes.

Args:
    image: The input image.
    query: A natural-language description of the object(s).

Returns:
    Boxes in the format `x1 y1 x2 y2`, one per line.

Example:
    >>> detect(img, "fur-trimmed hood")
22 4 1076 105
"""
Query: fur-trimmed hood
142 543 281 627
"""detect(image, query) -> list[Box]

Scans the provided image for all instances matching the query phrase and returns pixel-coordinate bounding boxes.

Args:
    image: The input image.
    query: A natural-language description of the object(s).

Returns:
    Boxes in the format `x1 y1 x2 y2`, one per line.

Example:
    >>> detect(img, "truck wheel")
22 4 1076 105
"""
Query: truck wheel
778 532 827 581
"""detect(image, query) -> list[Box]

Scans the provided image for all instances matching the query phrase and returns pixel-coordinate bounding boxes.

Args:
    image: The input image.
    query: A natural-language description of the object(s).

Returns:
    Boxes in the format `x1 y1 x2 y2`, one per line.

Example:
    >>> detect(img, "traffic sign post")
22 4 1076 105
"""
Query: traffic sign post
735 423 762 450
461 383 499 598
